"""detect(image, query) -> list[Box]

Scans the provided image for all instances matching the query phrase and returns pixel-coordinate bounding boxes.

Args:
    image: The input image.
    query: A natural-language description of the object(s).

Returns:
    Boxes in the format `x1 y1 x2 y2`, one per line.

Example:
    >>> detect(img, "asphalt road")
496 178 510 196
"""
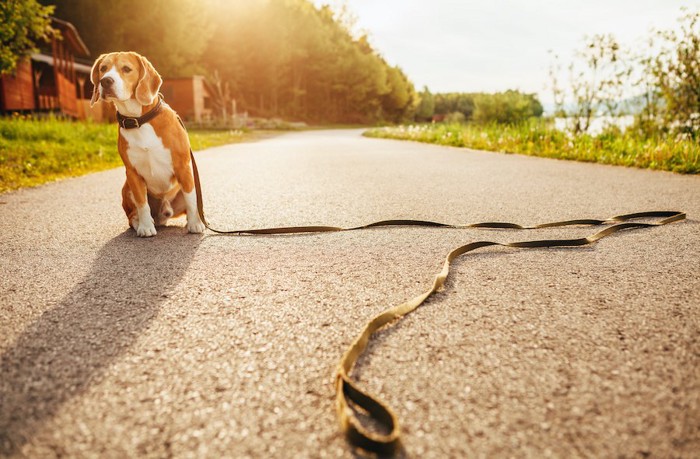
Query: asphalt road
1 129 698 458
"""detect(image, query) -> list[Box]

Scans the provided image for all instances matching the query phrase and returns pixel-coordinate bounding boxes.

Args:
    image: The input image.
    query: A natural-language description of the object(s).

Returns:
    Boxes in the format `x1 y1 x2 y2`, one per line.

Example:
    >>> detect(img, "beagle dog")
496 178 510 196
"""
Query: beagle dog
90 51 206 237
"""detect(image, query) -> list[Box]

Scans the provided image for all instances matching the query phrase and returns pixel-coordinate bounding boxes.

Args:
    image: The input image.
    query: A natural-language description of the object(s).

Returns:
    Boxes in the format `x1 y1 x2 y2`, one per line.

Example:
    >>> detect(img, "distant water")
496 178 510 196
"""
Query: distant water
554 115 635 135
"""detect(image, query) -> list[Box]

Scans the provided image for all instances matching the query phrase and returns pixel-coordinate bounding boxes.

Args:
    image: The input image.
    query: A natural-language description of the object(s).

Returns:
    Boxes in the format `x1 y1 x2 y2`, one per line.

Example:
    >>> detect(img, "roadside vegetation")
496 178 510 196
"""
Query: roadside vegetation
0 116 246 193
368 8 700 174
365 121 699 173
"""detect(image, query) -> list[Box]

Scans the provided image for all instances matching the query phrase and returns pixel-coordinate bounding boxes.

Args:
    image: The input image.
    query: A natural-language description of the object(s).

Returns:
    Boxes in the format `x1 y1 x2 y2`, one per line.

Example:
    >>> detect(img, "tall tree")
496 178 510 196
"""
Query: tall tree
651 8 700 137
204 0 415 123
415 86 435 121
45 0 213 76
549 34 626 134
0 0 55 75
382 65 414 122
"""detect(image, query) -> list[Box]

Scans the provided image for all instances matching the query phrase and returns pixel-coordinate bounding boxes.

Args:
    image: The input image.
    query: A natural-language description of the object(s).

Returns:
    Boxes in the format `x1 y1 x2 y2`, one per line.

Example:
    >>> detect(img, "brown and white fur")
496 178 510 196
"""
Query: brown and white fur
90 51 205 237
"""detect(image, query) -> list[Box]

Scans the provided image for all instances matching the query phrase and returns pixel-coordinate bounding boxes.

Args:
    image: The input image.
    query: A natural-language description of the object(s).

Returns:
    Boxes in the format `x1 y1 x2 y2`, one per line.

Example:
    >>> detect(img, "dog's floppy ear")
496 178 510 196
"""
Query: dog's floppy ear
89 54 107 107
135 55 162 106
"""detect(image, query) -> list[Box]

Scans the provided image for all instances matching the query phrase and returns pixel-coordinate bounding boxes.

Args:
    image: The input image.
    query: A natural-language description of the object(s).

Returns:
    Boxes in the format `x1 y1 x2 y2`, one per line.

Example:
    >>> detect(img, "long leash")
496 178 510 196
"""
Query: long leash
188 151 686 455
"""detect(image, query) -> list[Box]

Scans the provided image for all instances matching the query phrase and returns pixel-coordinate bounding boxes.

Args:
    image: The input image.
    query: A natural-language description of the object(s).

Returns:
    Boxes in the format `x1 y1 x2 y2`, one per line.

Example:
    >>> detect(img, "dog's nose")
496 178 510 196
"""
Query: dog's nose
100 76 114 88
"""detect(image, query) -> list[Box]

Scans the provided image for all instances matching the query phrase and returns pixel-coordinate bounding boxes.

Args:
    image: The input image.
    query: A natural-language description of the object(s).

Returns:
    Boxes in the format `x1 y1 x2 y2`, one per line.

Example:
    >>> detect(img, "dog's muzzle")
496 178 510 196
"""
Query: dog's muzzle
100 77 116 98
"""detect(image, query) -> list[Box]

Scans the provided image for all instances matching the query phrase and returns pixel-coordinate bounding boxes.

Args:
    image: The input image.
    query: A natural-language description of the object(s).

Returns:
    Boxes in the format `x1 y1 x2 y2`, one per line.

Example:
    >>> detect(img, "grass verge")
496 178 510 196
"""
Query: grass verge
364 121 699 174
0 116 247 193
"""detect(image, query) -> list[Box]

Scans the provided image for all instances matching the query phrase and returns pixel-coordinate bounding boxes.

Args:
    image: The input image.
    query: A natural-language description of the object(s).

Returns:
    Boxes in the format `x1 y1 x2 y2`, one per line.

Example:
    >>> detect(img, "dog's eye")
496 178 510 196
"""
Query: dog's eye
99 65 107 72
122 66 132 73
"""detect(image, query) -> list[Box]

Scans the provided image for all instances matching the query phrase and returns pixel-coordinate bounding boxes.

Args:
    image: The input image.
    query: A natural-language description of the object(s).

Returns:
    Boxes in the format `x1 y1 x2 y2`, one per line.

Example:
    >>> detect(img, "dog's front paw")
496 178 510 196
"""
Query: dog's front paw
136 220 157 237
187 219 206 234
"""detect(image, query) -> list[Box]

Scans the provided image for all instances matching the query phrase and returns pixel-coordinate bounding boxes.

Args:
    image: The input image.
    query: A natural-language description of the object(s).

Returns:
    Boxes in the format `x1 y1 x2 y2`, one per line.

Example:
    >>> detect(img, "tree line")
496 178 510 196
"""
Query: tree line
39 0 416 123
4 0 545 124
416 89 543 124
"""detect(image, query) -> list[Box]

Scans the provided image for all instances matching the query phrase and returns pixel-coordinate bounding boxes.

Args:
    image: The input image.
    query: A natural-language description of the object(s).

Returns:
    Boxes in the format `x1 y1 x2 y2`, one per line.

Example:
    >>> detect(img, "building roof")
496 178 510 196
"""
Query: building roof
31 53 92 73
51 17 90 58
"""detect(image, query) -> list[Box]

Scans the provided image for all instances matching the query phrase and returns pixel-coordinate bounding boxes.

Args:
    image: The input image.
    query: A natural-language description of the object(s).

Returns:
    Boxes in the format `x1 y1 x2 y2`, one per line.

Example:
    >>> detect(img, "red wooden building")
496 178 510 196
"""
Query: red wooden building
161 75 214 123
0 18 92 119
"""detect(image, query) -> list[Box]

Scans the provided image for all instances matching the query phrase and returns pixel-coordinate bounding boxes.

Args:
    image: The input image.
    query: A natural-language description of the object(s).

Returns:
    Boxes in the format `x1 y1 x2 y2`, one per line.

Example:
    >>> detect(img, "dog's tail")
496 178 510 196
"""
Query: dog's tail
159 199 174 220
151 198 174 226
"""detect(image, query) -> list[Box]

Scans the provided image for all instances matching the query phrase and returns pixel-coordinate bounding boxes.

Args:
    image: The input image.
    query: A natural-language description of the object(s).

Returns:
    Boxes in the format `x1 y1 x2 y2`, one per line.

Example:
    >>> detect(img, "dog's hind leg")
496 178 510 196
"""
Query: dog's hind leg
169 190 187 220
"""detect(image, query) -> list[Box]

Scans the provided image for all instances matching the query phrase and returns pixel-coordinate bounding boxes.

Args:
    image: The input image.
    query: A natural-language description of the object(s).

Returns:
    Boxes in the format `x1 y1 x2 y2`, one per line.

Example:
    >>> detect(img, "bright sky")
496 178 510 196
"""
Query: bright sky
315 0 699 107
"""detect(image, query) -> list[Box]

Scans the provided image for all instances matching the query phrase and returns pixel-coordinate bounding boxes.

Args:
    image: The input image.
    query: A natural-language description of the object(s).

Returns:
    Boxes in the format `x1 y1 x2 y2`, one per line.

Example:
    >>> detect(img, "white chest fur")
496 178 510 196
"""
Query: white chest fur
120 124 175 195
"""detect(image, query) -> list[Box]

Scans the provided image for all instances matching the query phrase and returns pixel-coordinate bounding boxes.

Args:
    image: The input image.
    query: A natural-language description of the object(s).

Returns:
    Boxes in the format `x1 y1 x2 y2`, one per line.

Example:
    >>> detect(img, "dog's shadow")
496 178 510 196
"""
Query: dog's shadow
0 227 199 455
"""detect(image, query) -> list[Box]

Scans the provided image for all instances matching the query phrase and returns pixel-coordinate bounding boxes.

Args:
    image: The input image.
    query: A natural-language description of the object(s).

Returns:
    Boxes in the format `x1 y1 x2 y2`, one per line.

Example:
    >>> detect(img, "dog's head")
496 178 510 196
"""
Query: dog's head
90 52 162 107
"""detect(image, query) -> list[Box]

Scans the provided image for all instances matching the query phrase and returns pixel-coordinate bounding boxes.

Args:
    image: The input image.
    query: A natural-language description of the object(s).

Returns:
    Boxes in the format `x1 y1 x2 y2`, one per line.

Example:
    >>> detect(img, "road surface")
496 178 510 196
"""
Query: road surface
1 129 698 458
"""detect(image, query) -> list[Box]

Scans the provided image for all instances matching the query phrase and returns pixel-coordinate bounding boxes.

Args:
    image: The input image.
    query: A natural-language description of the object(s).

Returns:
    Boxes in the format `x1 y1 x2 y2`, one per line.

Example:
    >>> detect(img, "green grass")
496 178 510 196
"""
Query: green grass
0 116 247 193
188 129 246 151
365 120 700 174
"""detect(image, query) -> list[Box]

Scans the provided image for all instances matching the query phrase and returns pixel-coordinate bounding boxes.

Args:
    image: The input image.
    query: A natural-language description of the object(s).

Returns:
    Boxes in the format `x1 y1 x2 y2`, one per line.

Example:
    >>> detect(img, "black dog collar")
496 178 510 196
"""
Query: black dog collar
116 95 163 129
